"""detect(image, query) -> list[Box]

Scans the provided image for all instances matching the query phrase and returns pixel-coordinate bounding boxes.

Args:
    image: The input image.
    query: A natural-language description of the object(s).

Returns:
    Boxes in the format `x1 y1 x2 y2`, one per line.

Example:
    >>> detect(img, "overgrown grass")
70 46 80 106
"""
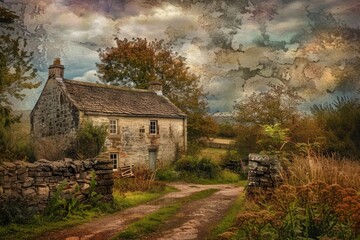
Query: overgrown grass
286 154 360 191
114 189 219 240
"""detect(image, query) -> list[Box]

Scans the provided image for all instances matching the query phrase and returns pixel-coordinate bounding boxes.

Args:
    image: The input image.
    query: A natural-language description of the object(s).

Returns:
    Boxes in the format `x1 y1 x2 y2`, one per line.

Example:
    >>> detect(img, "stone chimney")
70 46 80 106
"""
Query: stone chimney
148 81 163 95
48 58 64 79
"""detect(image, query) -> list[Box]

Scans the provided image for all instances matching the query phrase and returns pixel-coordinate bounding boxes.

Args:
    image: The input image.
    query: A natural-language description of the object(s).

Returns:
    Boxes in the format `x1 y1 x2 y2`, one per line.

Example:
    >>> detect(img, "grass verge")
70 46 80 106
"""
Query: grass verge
0 187 177 240
113 188 219 240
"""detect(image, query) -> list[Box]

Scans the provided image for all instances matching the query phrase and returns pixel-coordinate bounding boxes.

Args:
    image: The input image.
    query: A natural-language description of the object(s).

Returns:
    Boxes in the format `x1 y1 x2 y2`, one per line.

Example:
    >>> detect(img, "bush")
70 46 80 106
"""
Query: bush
175 156 221 180
0 197 35 225
233 182 360 239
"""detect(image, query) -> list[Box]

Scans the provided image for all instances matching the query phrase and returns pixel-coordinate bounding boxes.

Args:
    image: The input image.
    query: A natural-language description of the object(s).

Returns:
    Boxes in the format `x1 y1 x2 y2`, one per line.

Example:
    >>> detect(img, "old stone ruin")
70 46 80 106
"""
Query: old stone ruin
0 158 113 212
247 153 283 196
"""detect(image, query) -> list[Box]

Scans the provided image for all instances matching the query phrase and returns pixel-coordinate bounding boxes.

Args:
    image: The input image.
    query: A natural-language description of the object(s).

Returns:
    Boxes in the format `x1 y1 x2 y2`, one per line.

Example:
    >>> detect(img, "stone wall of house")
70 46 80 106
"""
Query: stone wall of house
31 78 79 138
0 158 113 212
87 115 186 168
247 153 283 195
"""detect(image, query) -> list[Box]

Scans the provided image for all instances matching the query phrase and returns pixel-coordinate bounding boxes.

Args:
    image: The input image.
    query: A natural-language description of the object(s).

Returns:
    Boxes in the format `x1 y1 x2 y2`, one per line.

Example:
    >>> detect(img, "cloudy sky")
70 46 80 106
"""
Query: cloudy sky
4 0 360 113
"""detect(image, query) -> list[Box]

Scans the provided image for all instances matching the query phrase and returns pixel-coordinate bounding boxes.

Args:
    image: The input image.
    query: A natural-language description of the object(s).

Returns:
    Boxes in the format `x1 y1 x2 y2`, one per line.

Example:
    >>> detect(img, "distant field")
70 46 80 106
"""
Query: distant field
199 148 228 164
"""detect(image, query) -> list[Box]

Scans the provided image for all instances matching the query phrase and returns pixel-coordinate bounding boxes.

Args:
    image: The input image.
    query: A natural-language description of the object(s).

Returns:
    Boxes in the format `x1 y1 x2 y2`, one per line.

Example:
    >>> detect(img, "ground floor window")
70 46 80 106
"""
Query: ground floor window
110 153 118 170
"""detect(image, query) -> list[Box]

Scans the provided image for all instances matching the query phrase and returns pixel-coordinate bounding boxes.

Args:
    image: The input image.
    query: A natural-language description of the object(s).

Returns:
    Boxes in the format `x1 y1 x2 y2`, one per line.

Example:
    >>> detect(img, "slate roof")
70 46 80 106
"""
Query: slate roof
60 79 186 118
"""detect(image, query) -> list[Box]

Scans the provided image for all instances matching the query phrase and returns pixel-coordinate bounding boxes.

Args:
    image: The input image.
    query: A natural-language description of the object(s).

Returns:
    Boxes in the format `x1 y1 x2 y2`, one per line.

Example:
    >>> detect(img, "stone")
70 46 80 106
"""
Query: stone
37 186 50 195
97 179 113 186
0 186 3 194
22 188 36 197
23 177 35 188
2 162 16 170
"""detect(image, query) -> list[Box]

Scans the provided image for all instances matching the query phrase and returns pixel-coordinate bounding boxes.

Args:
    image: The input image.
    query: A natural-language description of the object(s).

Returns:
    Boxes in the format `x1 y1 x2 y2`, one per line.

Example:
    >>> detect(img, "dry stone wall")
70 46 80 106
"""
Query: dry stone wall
0 158 113 212
247 153 283 196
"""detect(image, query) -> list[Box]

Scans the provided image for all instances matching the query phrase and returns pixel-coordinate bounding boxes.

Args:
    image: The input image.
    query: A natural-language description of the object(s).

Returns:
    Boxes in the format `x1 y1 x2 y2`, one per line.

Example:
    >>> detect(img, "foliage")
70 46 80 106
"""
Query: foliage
233 84 304 127
97 37 216 142
175 156 222 180
217 122 237 139
71 120 108 159
44 172 103 221
232 182 360 239
311 96 360 158
0 196 35 226
0 4 39 161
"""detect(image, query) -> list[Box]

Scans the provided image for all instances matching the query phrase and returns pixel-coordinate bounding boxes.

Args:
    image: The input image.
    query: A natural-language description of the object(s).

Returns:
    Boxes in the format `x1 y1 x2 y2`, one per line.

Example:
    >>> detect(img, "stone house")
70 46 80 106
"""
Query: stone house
31 58 187 170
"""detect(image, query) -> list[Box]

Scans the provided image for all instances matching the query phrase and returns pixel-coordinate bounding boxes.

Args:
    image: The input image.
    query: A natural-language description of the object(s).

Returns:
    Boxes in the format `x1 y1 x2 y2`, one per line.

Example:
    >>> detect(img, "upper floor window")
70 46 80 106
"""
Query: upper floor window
109 119 117 134
150 120 158 135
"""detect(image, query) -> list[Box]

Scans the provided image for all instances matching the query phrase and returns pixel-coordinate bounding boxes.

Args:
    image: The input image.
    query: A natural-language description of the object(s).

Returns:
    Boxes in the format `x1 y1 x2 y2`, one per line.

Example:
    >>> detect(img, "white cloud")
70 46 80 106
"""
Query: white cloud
73 70 99 83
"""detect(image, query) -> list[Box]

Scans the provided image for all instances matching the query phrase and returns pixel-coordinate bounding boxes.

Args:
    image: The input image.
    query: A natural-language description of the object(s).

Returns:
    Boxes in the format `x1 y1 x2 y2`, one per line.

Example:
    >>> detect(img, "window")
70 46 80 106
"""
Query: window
110 153 118 170
109 119 117 134
150 120 158 135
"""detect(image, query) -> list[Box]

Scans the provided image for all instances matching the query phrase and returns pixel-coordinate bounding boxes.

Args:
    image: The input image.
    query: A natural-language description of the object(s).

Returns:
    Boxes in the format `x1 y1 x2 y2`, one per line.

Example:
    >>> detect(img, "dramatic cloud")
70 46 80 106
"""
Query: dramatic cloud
4 0 360 112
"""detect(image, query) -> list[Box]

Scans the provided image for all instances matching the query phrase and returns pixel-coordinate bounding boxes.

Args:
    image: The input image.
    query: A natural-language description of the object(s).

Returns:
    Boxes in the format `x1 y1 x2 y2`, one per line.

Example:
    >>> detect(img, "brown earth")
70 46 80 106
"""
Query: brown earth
37 183 243 240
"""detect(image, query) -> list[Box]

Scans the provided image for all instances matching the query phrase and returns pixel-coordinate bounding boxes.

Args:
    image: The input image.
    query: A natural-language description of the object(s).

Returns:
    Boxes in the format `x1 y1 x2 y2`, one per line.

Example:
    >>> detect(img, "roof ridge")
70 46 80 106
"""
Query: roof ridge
63 79 151 93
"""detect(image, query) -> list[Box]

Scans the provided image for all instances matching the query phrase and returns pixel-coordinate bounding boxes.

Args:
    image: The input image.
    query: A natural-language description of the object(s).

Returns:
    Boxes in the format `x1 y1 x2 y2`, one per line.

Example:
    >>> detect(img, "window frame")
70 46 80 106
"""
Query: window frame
149 120 158 135
109 119 118 135
110 153 118 170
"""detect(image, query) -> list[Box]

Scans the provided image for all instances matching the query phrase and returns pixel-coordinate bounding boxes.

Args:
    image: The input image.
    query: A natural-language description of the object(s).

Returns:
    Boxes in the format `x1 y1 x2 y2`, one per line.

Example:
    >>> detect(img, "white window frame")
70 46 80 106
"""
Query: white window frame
110 153 118 170
109 119 117 134
150 120 158 135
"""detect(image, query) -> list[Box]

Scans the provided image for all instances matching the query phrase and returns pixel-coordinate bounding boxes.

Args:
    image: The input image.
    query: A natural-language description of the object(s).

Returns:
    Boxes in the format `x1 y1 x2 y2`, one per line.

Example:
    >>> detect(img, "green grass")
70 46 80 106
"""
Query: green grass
0 187 177 240
198 148 229 164
113 188 219 240
208 191 246 240
113 186 178 209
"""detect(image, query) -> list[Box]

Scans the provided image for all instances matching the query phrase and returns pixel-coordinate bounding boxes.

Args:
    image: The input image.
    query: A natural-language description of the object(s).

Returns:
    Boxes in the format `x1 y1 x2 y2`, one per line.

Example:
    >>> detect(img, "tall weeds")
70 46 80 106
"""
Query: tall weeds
286 154 360 191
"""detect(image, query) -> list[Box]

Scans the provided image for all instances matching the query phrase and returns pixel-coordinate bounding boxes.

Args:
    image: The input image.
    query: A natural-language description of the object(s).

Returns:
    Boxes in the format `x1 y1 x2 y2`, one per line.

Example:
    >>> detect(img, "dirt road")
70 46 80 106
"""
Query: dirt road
37 183 243 240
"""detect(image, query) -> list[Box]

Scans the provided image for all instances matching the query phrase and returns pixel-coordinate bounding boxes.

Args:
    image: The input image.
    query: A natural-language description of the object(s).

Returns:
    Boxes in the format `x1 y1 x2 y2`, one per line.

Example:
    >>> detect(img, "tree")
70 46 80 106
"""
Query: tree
233 84 304 127
233 84 304 156
0 4 39 160
97 38 216 143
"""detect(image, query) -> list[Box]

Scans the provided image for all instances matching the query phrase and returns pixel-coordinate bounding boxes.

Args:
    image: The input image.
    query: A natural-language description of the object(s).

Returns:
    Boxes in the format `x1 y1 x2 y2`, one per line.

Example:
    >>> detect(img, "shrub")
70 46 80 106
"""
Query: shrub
71 120 108 159
0 197 35 225
175 156 221 180
233 182 360 239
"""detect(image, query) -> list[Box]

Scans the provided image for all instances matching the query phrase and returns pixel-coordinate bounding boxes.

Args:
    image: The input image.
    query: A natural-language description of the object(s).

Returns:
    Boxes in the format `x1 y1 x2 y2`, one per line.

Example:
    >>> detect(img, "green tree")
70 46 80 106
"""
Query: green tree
234 84 304 126
233 84 304 156
97 37 216 143
0 4 39 160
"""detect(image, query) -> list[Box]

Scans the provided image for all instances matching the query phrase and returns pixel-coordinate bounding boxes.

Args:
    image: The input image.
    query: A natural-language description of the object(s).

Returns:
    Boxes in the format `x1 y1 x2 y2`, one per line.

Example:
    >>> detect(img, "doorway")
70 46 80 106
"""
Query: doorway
149 150 157 171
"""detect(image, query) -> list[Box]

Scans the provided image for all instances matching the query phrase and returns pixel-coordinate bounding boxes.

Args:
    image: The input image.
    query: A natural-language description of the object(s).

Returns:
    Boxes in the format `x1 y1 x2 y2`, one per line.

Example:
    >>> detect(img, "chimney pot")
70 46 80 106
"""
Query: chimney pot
48 57 64 79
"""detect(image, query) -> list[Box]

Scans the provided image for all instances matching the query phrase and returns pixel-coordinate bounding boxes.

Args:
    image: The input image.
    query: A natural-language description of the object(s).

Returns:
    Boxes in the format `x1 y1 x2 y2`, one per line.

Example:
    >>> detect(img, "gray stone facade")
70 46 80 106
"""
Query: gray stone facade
31 78 79 137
